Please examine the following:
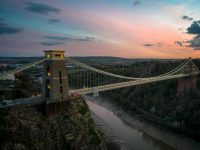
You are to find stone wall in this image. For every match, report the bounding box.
[177,76,197,96]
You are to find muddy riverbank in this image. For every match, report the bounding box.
[85,95,200,150]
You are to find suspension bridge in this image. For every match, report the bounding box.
[0,50,199,108]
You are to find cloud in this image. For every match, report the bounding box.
[0,19,22,35]
[178,28,183,31]
[187,20,200,34]
[25,2,61,14]
[44,36,72,41]
[143,43,154,47]
[133,0,141,6]
[143,43,164,47]
[187,35,200,50]
[42,36,96,46]
[175,41,183,47]
[77,36,95,41]
[156,43,163,47]
[186,20,200,50]
[39,41,65,46]
[48,19,60,24]
[43,35,96,44]
[181,15,193,21]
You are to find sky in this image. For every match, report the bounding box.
[0,0,200,58]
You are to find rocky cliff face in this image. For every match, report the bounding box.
[0,96,107,150]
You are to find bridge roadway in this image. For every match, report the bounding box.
[0,57,199,108]
[71,74,188,95]
[0,74,188,108]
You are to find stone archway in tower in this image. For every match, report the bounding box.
[45,65,51,98]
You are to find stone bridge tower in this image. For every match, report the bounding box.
[177,76,197,96]
[177,58,197,96]
[42,50,69,100]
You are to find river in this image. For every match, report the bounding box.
[85,95,200,150]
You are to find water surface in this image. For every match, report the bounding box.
[87,100,175,150]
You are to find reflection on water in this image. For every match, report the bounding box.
[87,100,175,150]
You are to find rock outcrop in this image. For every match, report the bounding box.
[0,95,107,150]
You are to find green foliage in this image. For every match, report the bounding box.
[13,76,41,99]
[1,75,42,100]
[175,91,200,138]
[80,104,89,115]
[0,110,13,146]
[101,60,200,141]
[89,128,101,145]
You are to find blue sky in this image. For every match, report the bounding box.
[0,0,200,58]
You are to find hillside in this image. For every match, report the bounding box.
[0,96,107,150]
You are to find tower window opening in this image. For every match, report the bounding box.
[59,71,62,84]
[46,65,51,77]
[55,54,62,58]
[60,86,63,93]
[45,79,50,98]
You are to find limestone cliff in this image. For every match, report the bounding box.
[0,96,107,150]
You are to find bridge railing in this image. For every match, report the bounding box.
[0,96,45,108]
[73,73,188,95]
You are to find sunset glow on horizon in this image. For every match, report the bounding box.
[1,0,200,58]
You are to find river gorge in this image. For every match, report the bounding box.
[85,95,200,150]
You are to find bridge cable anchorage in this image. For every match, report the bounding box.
[0,58,47,80]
